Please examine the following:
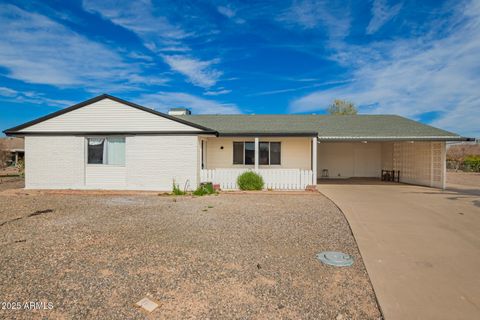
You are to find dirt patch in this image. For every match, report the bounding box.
[0,192,381,319]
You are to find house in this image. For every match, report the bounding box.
[3,94,469,190]
[0,137,24,168]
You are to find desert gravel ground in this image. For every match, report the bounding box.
[0,185,381,319]
[0,176,24,191]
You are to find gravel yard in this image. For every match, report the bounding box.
[0,186,381,319]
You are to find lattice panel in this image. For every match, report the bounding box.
[432,142,442,182]
[393,142,435,186]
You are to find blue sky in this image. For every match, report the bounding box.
[0,0,479,137]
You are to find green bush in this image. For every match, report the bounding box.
[237,171,264,190]
[193,182,215,196]
[172,180,186,195]
[463,155,480,172]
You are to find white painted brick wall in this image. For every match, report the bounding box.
[126,135,198,191]
[25,136,85,189]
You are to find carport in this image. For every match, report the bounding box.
[317,139,448,189]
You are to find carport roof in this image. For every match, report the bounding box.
[175,114,468,141]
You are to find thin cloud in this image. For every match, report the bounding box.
[277,0,350,39]
[217,5,245,24]
[0,86,74,107]
[204,89,232,96]
[162,55,222,88]
[137,92,240,114]
[0,4,165,89]
[290,0,480,137]
[366,0,403,34]
[83,0,189,42]
[83,0,224,89]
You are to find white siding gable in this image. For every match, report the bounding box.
[19,98,201,132]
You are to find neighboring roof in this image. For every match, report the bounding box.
[176,114,468,141]
[3,94,215,135]
[0,137,24,150]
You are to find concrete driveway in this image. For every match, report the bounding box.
[317,180,480,320]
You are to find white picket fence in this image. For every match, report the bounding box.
[200,168,314,190]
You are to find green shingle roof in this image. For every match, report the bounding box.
[176,114,465,141]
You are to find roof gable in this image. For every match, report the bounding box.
[4,94,214,134]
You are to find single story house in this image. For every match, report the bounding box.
[3,94,470,190]
[0,137,24,168]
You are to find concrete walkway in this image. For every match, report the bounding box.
[317,180,480,320]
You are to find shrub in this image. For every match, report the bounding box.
[193,182,215,196]
[16,159,25,177]
[237,171,264,190]
[463,155,480,172]
[172,180,186,195]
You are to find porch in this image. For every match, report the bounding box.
[198,137,447,190]
[198,136,317,190]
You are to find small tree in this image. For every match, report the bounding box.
[328,99,357,115]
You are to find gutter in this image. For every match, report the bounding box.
[317,136,473,142]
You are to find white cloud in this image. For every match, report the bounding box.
[204,89,232,96]
[0,86,74,107]
[83,0,224,89]
[366,0,403,34]
[0,4,165,89]
[162,55,222,88]
[290,0,480,137]
[278,0,350,39]
[218,6,236,18]
[0,86,18,98]
[217,5,245,24]
[83,0,188,43]
[137,92,240,114]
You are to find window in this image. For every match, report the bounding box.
[270,142,281,165]
[233,142,244,164]
[259,142,269,165]
[244,142,255,165]
[260,141,281,165]
[232,141,281,165]
[87,137,125,165]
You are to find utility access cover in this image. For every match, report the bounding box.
[316,251,354,267]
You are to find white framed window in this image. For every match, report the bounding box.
[87,137,125,165]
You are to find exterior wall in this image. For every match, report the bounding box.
[204,137,311,170]
[393,141,445,188]
[25,136,85,189]
[381,142,394,170]
[85,166,127,188]
[317,142,382,178]
[126,135,198,190]
[19,98,200,132]
[24,135,198,191]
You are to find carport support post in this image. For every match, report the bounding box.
[254,137,259,171]
[312,137,317,184]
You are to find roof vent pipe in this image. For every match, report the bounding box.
[168,108,191,116]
